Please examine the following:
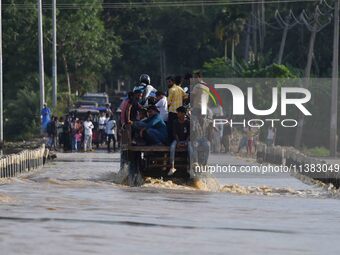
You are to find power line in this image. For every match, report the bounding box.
[3,0,319,10]
[299,5,332,32]
[250,12,282,30]
[320,0,334,10]
[274,9,301,28]
[37,0,45,123]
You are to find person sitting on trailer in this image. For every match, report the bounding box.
[133,74,157,106]
[127,90,143,125]
[138,108,148,121]
[119,91,134,127]
[168,106,190,176]
[167,76,187,141]
[155,91,168,122]
[133,105,168,146]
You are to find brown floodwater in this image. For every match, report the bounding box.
[0,152,340,255]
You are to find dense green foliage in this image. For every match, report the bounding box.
[2,0,338,146]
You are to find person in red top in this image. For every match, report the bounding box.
[119,92,133,126]
[126,90,143,125]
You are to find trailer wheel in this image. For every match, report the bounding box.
[128,151,143,186]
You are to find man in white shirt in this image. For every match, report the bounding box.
[155,91,168,122]
[98,112,107,145]
[83,116,94,152]
[105,115,117,152]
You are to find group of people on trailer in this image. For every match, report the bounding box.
[42,103,118,153]
[119,73,193,175]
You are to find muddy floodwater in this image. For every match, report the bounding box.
[0,152,340,255]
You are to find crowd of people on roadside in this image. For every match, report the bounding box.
[235,126,276,156]
[42,103,118,153]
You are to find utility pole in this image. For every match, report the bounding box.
[330,0,339,157]
[0,0,3,148]
[278,23,288,64]
[294,14,317,148]
[201,0,205,16]
[294,6,331,148]
[52,0,57,108]
[274,10,299,65]
[38,0,45,112]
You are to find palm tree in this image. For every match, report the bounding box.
[214,9,246,67]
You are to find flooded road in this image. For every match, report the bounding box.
[1,152,340,255]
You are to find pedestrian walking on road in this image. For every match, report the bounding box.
[266,127,276,146]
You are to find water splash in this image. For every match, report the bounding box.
[142,177,195,190]
[220,184,300,196]
[0,193,15,203]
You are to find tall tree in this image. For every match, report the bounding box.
[56,0,120,96]
[214,8,246,67]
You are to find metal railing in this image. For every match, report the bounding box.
[0,144,47,178]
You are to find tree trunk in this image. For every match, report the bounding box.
[62,53,72,108]
[312,53,320,76]
[231,39,235,67]
[330,0,339,157]
[244,21,251,62]
[258,2,265,54]
[163,49,166,88]
[224,39,228,62]
[159,44,163,89]
[160,45,167,91]
[252,3,258,62]
[261,0,266,43]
